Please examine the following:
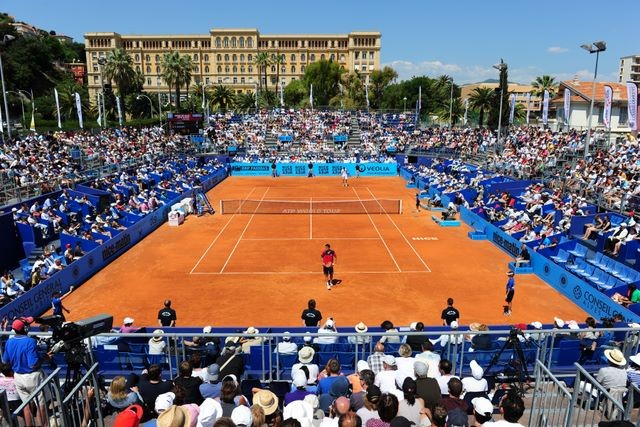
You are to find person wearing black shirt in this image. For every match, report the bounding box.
[216,341,245,379]
[441,298,460,326]
[137,364,172,421]
[158,299,177,327]
[515,244,531,267]
[172,361,203,405]
[308,162,314,177]
[301,299,323,327]
[406,322,427,352]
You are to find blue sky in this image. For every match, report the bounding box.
[4,0,639,84]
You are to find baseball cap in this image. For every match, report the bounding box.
[472,397,494,417]
[12,317,34,332]
[114,404,144,427]
[231,405,253,427]
[383,355,396,366]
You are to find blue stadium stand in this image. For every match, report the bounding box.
[508,261,534,274]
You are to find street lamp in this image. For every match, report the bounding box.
[156,74,163,127]
[448,78,454,128]
[403,96,407,112]
[97,57,108,128]
[137,94,160,127]
[581,41,606,158]
[0,34,16,138]
[493,60,508,154]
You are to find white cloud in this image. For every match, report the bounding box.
[547,46,569,54]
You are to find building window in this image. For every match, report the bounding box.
[240,54,245,62]
[225,66,230,73]
[223,37,229,48]
[231,37,237,48]
[93,66,98,72]
[291,54,296,62]
[281,66,286,73]
[92,52,97,58]
[239,37,245,48]
[310,54,315,62]
[301,53,306,62]
[205,66,209,73]
[619,107,628,125]
[145,54,150,62]
[135,54,140,62]
[194,54,198,61]
[248,54,253,62]
[597,107,604,124]
[217,65,222,73]
[301,65,305,73]
[249,66,253,73]
[241,66,245,73]
[93,76,99,83]
[136,65,141,72]
[205,77,210,84]
[224,54,229,61]
[215,37,221,48]
[232,54,237,62]
[155,54,160,62]
[195,66,200,72]
[247,38,253,48]
[233,77,237,84]
[340,54,345,62]
[330,54,335,61]
[147,78,151,85]
[233,66,237,73]
[271,66,276,73]
[291,65,296,73]
[218,78,222,83]
[362,52,367,60]
[146,66,151,73]
[217,54,222,61]
[321,54,325,60]
[355,52,359,60]
[204,54,209,61]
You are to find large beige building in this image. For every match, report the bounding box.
[460,82,541,111]
[84,28,381,104]
[619,54,640,84]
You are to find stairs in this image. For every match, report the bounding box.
[346,116,362,149]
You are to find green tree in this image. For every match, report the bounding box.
[103,48,136,117]
[302,59,344,107]
[468,87,494,127]
[341,72,366,109]
[436,97,464,126]
[283,79,307,107]
[254,52,270,92]
[161,51,193,110]
[531,75,558,112]
[235,92,256,112]
[369,66,398,108]
[488,60,509,130]
[272,53,285,99]
[210,85,236,111]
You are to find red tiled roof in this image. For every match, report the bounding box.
[551,81,630,104]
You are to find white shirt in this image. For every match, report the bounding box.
[291,363,319,384]
[374,369,397,393]
[461,376,488,393]
[395,357,416,381]
[436,374,459,395]
[275,341,298,354]
[483,421,525,427]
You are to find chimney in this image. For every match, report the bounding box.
[572,74,579,85]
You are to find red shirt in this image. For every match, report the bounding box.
[321,249,336,266]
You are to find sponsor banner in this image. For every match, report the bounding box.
[628,82,638,131]
[230,162,398,177]
[0,170,227,320]
[460,207,638,321]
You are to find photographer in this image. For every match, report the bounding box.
[2,317,50,427]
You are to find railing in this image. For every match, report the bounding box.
[61,363,105,427]
[570,363,627,425]
[9,368,65,427]
[529,360,573,427]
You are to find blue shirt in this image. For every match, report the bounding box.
[3,335,40,374]
[506,277,515,293]
[52,297,62,316]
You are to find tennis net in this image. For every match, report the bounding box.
[220,199,403,214]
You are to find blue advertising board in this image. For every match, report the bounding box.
[460,207,639,322]
[229,162,398,177]
[0,169,227,321]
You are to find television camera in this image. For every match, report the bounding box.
[35,314,113,390]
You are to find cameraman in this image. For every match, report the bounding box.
[3,317,50,427]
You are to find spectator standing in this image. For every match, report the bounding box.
[301,299,323,327]
[158,299,177,327]
[441,298,460,326]
[51,290,70,321]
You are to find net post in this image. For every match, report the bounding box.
[399,199,403,214]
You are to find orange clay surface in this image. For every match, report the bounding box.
[60,176,587,328]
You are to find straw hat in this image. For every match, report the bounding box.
[604,349,627,366]
[254,390,278,415]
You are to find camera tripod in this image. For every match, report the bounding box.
[484,329,537,397]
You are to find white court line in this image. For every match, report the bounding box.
[366,187,431,272]
[219,187,269,273]
[366,187,432,273]
[309,197,313,239]
[189,186,257,274]
[191,270,430,275]
[351,187,401,272]
[242,237,380,241]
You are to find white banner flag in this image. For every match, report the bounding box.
[0,99,4,135]
[54,88,62,129]
[96,94,102,126]
[525,93,531,125]
[309,84,313,109]
[418,85,422,110]
[75,92,83,129]
[280,84,284,107]
[563,89,571,125]
[628,82,638,131]
[116,96,123,127]
[542,90,550,125]
[463,98,469,126]
[365,83,370,109]
[509,94,516,124]
[603,85,613,130]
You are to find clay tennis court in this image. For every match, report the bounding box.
[61,176,587,327]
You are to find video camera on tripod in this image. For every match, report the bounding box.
[35,314,113,365]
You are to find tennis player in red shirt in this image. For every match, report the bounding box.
[321,244,337,290]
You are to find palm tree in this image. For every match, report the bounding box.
[531,75,558,111]
[272,53,285,98]
[161,52,193,110]
[436,98,464,126]
[210,85,236,111]
[468,87,494,127]
[235,92,256,113]
[103,48,136,117]
[254,52,271,92]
